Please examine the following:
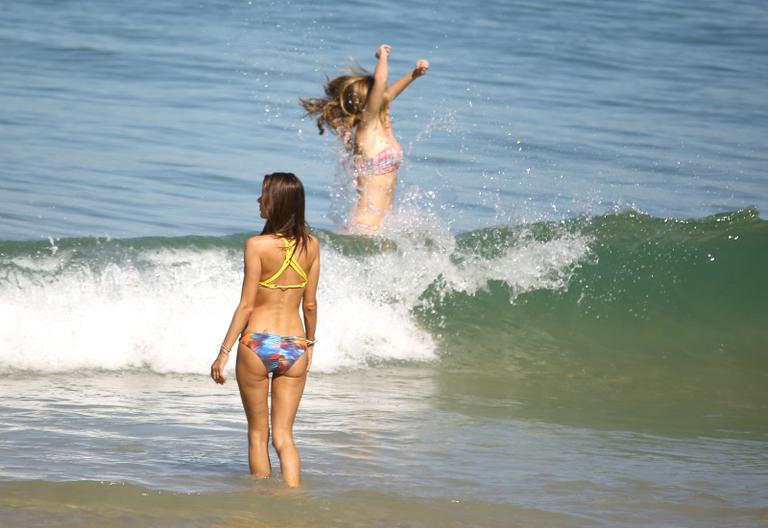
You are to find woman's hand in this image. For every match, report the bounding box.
[413,59,429,78]
[375,44,391,60]
[210,351,229,384]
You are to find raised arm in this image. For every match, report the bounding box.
[359,44,391,126]
[211,237,262,384]
[386,59,429,101]
[301,237,320,372]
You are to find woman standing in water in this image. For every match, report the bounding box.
[301,44,429,232]
[210,172,320,488]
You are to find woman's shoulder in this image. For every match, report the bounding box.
[244,234,276,252]
[307,234,321,254]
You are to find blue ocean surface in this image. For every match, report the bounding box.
[1,1,768,527]
[1,0,766,240]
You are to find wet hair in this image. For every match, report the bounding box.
[300,65,390,140]
[260,172,310,253]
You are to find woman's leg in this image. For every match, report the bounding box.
[236,343,271,477]
[270,353,308,487]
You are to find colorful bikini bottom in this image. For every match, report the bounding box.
[240,332,307,375]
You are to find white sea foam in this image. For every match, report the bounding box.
[0,221,591,374]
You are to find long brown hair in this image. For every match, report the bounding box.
[260,172,310,253]
[300,66,390,140]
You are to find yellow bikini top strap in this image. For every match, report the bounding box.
[287,239,308,283]
[258,237,307,289]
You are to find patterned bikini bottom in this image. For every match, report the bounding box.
[239,332,307,375]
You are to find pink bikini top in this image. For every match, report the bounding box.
[353,146,403,177]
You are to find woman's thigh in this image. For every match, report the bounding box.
[236,343,270,428]
[270,353,308,434]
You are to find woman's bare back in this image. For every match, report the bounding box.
[244,234,319,336]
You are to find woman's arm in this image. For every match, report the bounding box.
[301,237,320,372]
[359,44,391,126]
[386,59,429,101]
[211,237,262,384]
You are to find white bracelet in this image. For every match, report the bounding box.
[220,344,231,355]
[306,338,316,346]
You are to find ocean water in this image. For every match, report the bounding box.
[1,0,768,526]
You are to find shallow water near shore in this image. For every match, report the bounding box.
[2,370,767,528]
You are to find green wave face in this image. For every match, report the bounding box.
[422,207,767,354]
[415,208,768,435]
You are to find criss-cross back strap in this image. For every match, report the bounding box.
[258,237,307,289]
